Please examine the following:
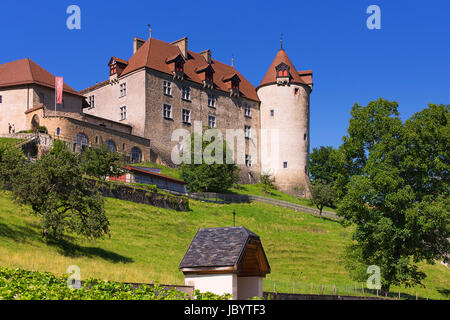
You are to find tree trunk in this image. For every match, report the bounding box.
[381,284,390,297]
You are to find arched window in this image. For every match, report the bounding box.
[130,147,142,164]
[74,133,89,152]
[56,127,61,135]
[31,114,40,131]
[105,140,117,152]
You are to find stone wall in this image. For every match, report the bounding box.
[144,69,261,184]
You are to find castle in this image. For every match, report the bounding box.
[0,33,313,195]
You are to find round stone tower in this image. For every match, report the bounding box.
[256,47,313,196]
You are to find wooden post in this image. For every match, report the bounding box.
[310,283,313,294]
[362,284,364,295]
[398,291,400,300]
[333,284,336,295]
[346,285,349,296]
[274,282,276,293]
[292,279,295,294]
[321,284,324,295]
[376,289,379,297]
[416,292,418,300]
[354,283,357,296]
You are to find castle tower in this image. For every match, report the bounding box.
[257,47,313,196]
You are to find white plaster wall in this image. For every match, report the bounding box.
[237,277,263,300]
[83,69,146,137]
[184,274,238,299]
[257,83,311,194]
[0,86,32,134]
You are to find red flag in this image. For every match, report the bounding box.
[55,77,63,104]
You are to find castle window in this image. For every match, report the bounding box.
[244,103,252,118]
[88,95,95,108]
[163,81,172,96]
[56,127,61,136]
[208,115,216,128]
[120,83,127,97]
[295,88,299,96]
[182,86,191,101]
[231,79,239,91]
[207,94,216,108]
[245,154,252,167]
[304,133,307,141]
[163,104,172,119]
[270,109,274,117]
[120,106,127,120]
[110,63,117,76]
[131,147,142,164]
[0,95,2,103]
[276,62,290,78]
[106,140,117,152]
[175,60,184,73]
[244,125,251,139]
[182,109,191,124]
[205,71,213,83]
[283,162,288,169]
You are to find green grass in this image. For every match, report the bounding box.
[230,183,336,212]
[0,138,24,146]
[0,190,448,299]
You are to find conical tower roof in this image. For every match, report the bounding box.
[257,49,312,89]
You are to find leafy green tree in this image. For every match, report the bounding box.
[181,131,240,193]
[335,99,449,295]
[260,172,276,195]
[80,144,124,180]
[0,143,25,189]
[11,140,109,240]
[310,180,334,217]
[307,146,338,185]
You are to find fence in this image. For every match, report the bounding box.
[264,280,429,300]
[187,192,340,219]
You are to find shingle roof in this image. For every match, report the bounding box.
[0,58,83,97]
[257,49,313,89]
[95,37,259,102]
[179,226,260,269]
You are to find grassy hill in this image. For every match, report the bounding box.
[0,190,448,299]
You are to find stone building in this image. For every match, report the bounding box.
[0,58,150,161]
[0,33,313,194]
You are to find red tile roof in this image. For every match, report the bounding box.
[124,166,188,185]
[0,58,83,97]
[90,37,259,102]
[257,49,313,89]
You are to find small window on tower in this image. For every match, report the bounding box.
[295,88,299,96]
[110,63,117,76]
[270,109,274,117]
[304,133,307,141]
[0,95,2,103]
[283,162,288,169]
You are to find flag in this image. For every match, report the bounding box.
[55,77,63,104]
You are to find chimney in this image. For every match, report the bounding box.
[171,37,188,59]
[200,49,211,64]
[133,37,145,54]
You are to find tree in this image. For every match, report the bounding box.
[0,143,25,189]
[181,130,240,193]
[310,180,334,217]
[307,146,338,185]
[260,172,276,195]
[10,140,109,240]
[80,144,124,180]
[335,99,449,295]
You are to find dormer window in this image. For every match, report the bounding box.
[175,61,184,73]
[223,74,241,97]
[110,63,117,76]
[196,64,215,89]
[166,54,185,80]
[275,62,290,85]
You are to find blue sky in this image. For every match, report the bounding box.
[1,0,449,149]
